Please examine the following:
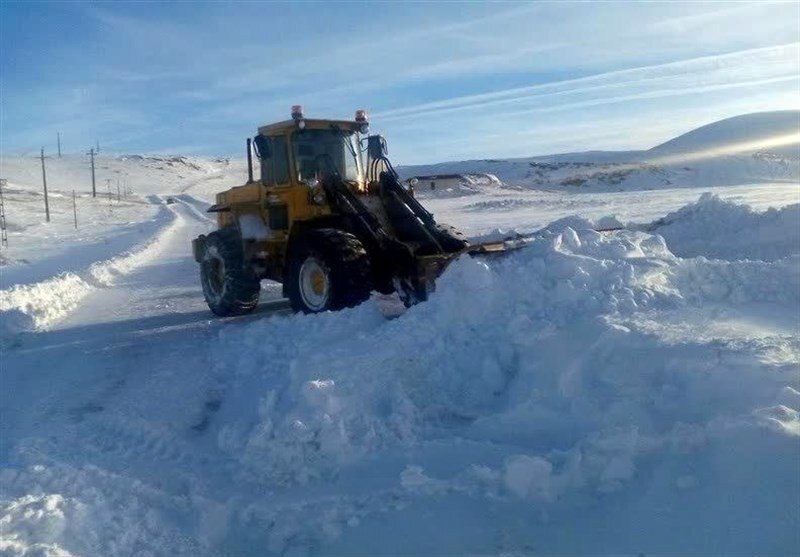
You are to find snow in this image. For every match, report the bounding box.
[645,192,800,261]
[401,110,800,193]
[1,112,799,556]
[0,200,181,333]
[0,183,160,274]
[650,110,800,159]
[425,181,800,240]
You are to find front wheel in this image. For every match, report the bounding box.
[285,229,372,313]
[199,228,260,316]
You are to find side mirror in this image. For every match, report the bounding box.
[253,134,271,158]
[409,178,419,186]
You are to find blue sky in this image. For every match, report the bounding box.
[2,1,799,164]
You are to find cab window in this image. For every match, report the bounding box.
[254,135,273,184]
[293,129,361,183]
[255,134,290,185]
[272,135,290,185]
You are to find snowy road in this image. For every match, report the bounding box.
[1,198,295,452]
[0,201,294,555]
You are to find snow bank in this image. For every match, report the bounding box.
[0,204,181,333]
[0,273,95,334]
[204,217,798,552]
[0,459,204,557]
[648,193,800,261]
[213,225,683,486]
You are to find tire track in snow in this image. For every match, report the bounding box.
[173,193,215,223]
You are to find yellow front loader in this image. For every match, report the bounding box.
[192,107,510,316]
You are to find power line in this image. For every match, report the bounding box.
[41,147,50,222]
[89,148,96,197]
[0,178,8,247]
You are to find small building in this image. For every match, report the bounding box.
[411,174,464,192]
[405,173,502,195]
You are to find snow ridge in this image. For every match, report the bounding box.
[647,192,800,261]
[0,202,181,333]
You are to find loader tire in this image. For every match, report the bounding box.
[200,228,260,316]
[285,229,372,313]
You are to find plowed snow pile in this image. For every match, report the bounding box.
[0,202,180,334]
[649,192,800,260]
[200,199,799,554]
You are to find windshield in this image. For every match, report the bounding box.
[293,129,362,184]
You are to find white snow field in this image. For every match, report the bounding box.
[1,112,799,556]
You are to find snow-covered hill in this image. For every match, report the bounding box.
[0,152,245,199]
[400,110,800,193]
[651,110,800,158]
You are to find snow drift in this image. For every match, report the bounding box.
[647,192,800,261]
[196,200,799,554]
[0,202,181,334]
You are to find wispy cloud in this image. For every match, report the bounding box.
[2,1,798,162]
[375,44,800,122]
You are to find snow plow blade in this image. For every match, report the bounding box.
[466,238,527,256]
[465,225,624,258]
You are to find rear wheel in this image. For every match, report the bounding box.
[286,229,372,313]
[200,228,260,316]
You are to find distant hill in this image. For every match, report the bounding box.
[649,111,800,158]
[0,153,245,202]
[399,111,800,193]
[3,112,797,200]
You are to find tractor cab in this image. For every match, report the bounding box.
[251,106,369,192]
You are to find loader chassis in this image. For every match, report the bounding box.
[192,112,470,315]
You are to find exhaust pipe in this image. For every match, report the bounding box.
[246,138,254,183]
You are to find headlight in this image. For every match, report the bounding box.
[355,109,369,134]
[309,186,326,205]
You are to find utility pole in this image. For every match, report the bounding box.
[57,132,62,158]
[72,190,78,229]
[89,148,96,197]
[40,148,50,222]
[0,178,8,247]
[96,139,100,154]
